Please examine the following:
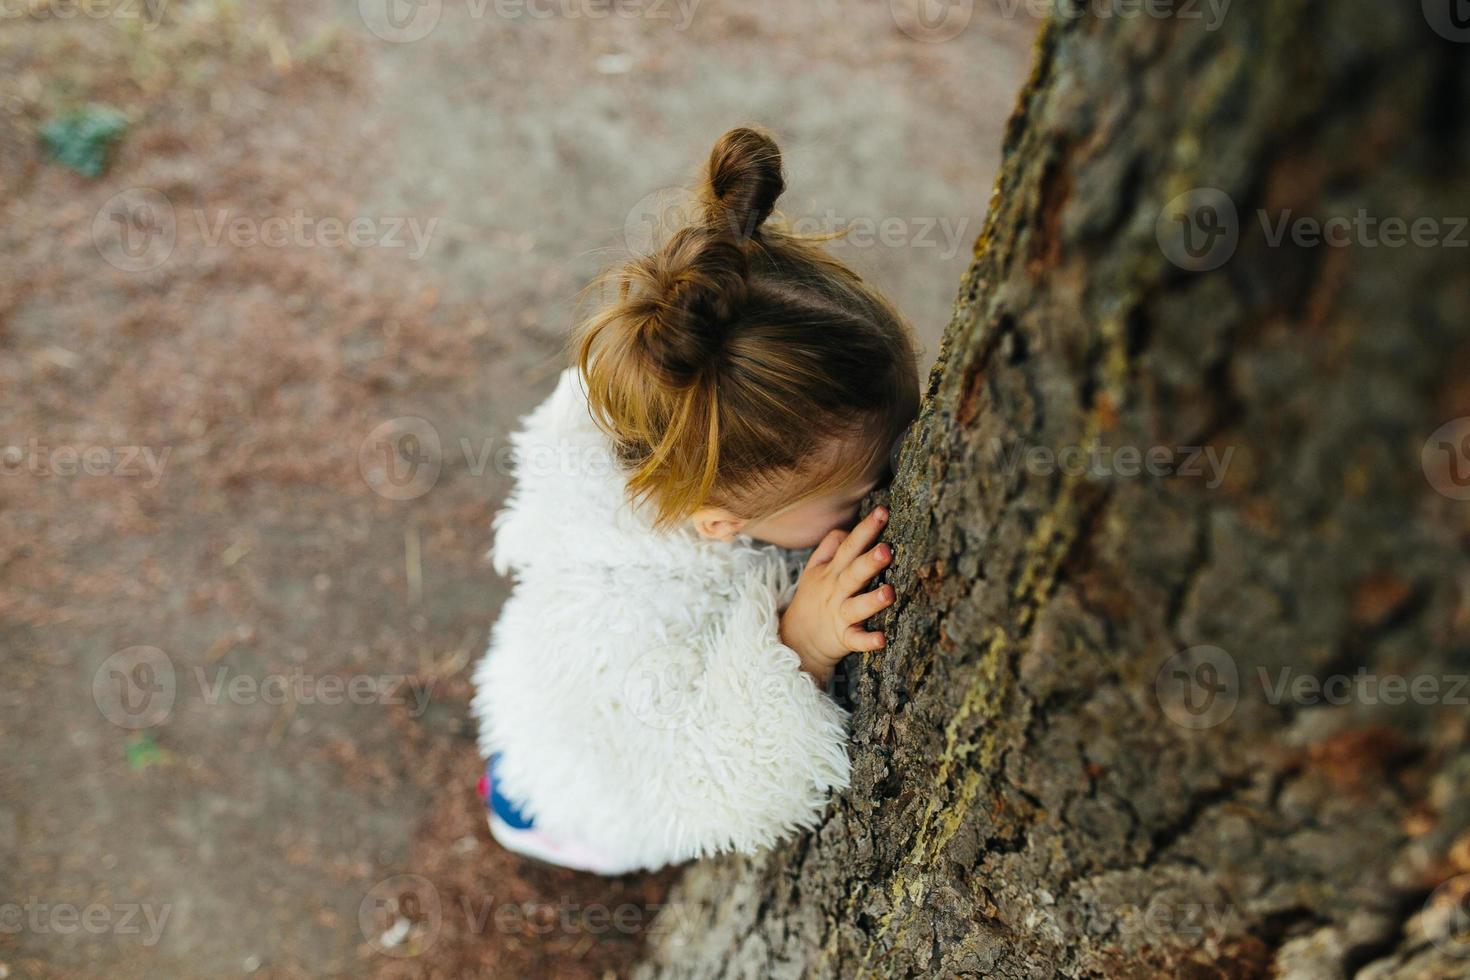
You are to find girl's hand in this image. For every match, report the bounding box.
[779,506,896,685]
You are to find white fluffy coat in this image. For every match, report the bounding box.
[471,368,851,874]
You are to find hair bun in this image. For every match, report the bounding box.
[703,127,784,239]
[634,227,749,386]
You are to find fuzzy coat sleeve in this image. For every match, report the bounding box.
[475,559,851,872]
[472,370,852,873]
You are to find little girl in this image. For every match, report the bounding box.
[472,127,920,874]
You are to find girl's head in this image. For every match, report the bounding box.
[575,127,920,549]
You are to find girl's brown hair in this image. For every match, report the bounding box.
[575,126,919,528]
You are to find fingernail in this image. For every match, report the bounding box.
[883,585,895,601]
[875,507,888,523]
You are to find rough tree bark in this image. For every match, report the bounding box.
[636,2,1470,978]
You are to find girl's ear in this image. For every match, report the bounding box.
[690,507,747,542]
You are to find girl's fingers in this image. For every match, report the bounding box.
[839,542,893,593]
[843,626,887,653]
[833,506,887,568]
[807,528,847,568]
[841,584,895,624]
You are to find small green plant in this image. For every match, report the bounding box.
[124,731,171,770]
[40,104,130,177]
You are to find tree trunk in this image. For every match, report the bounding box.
[637,3,1470,978]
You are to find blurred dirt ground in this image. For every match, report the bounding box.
[0,1,1036,976]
